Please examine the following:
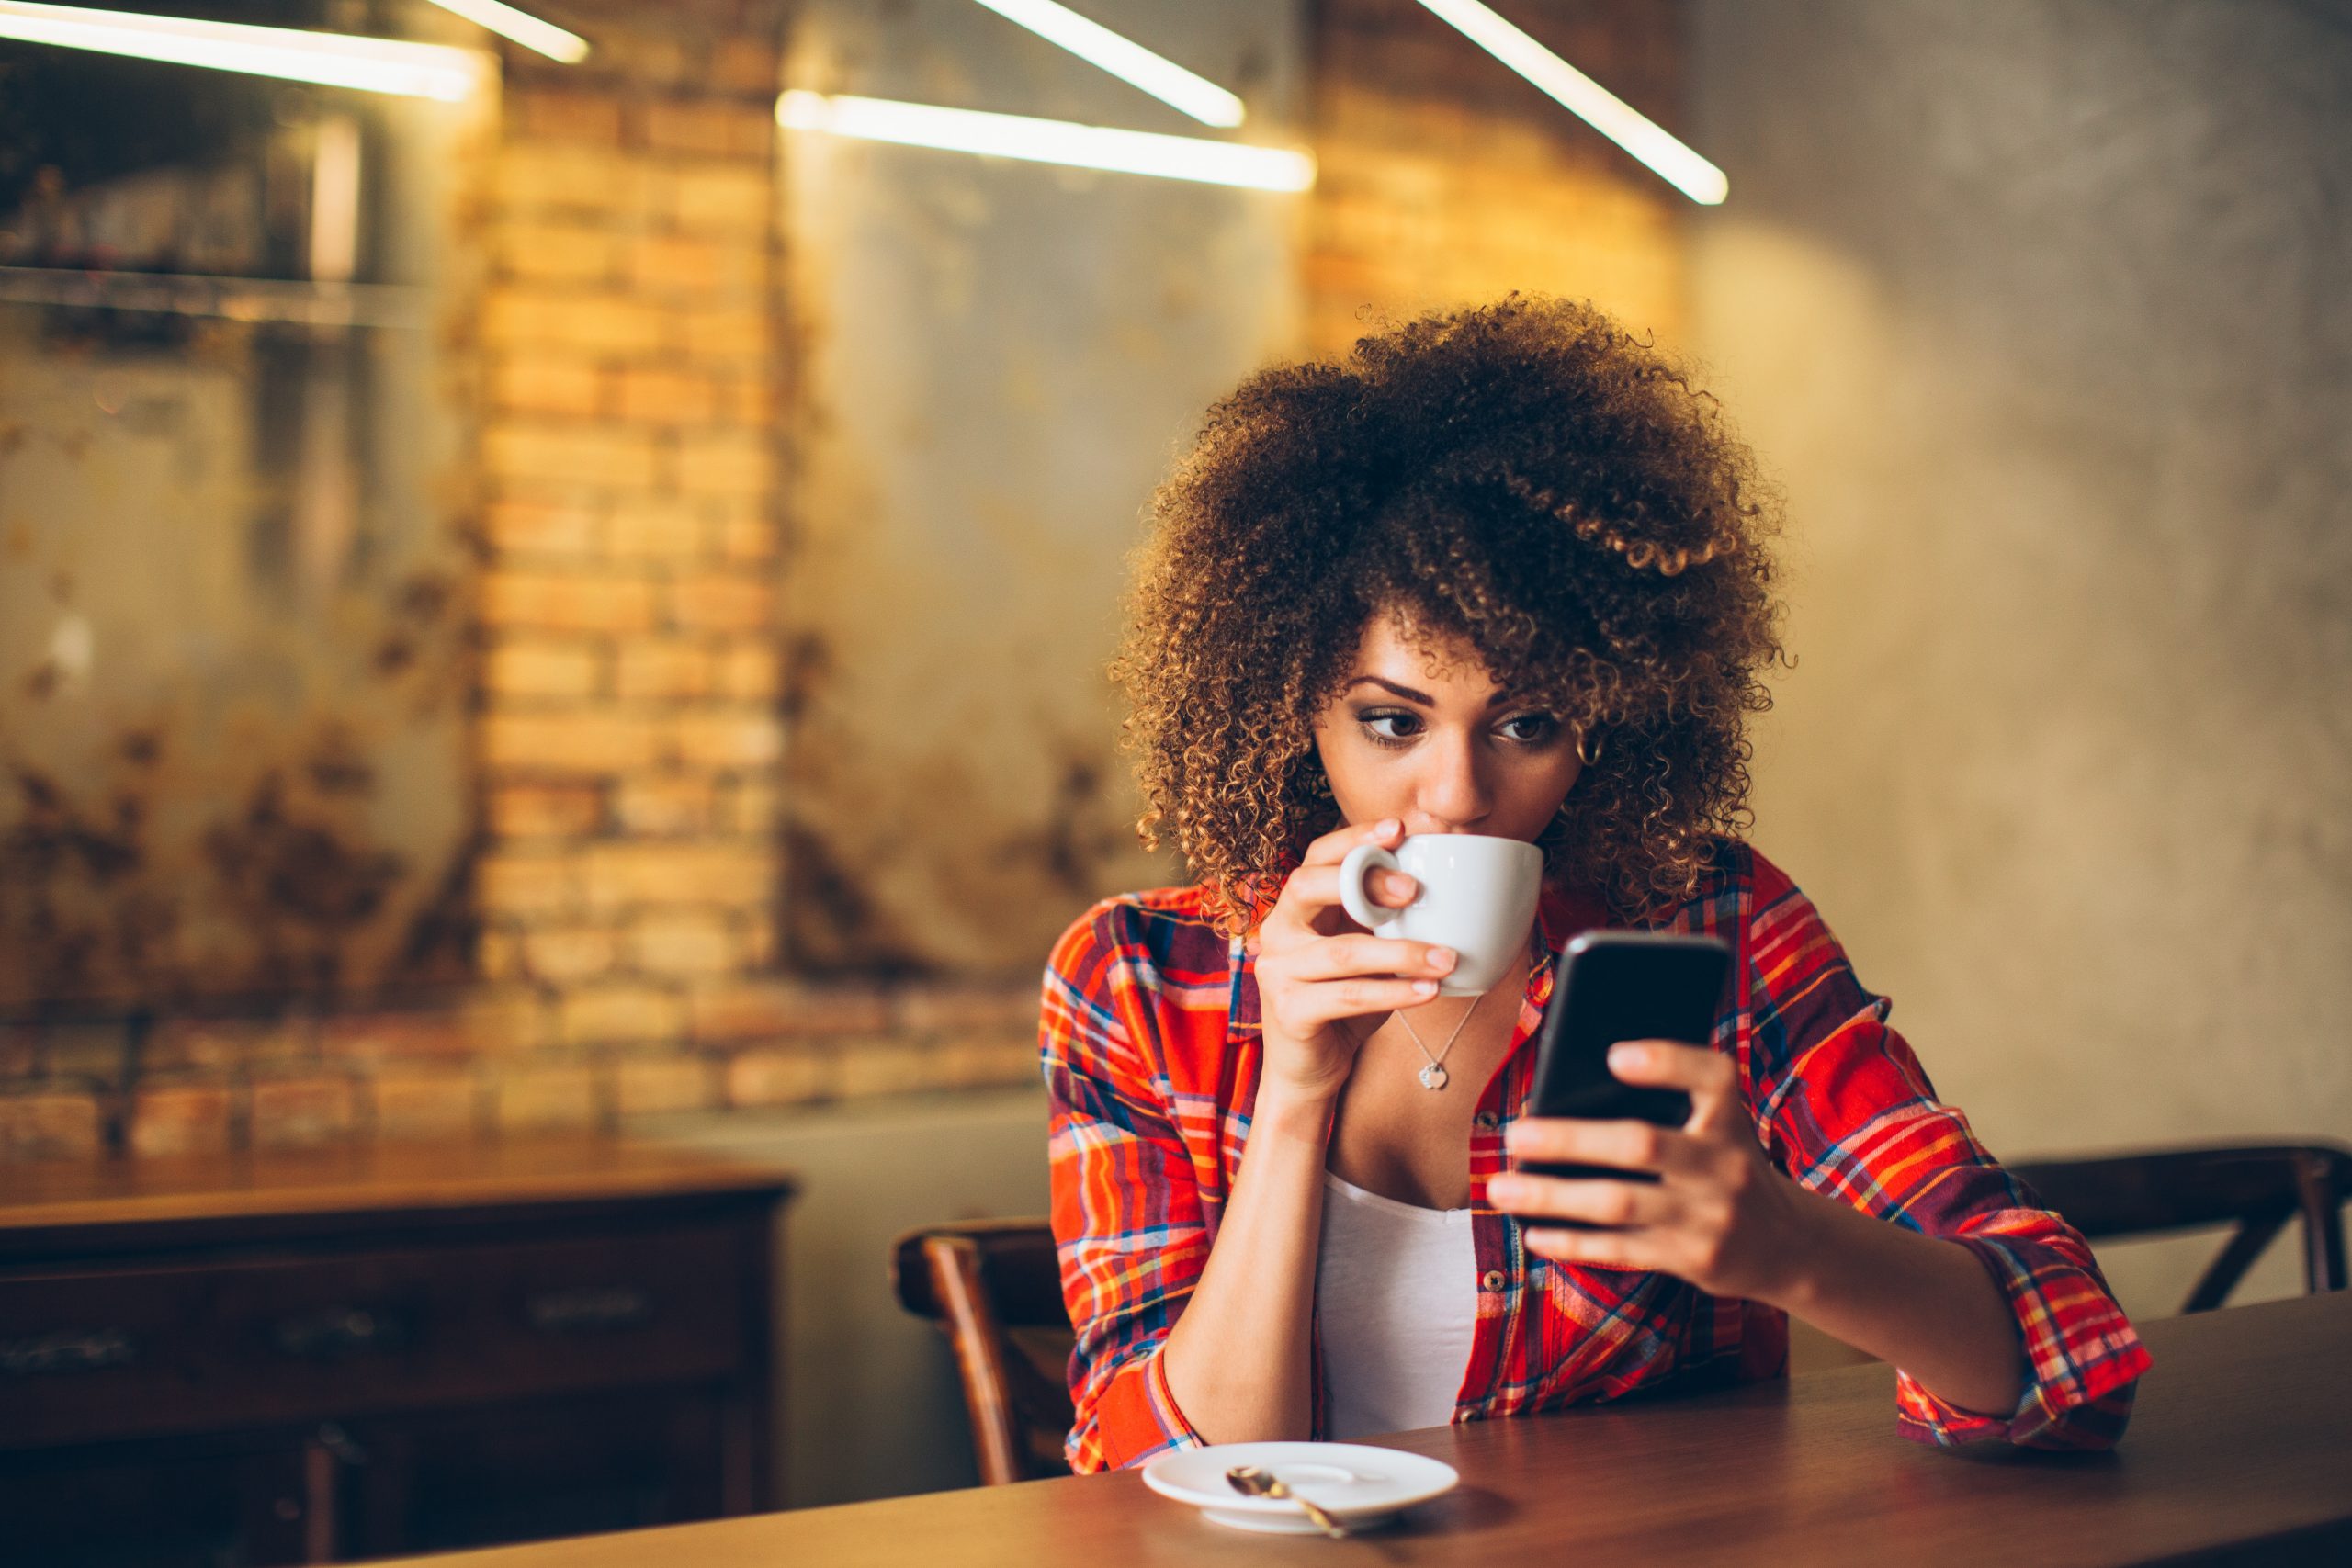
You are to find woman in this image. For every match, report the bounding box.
[1040,297,2148,1472]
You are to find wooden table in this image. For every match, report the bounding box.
[371,1290,2351,1568]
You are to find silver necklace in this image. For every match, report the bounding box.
[1394,987,1484,1090]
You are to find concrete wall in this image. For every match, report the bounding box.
[1688,0,2352,1317]
[647,1086,1052,1508]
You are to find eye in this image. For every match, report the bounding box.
[1357,707,1424,745]
[1497,712,1560,745]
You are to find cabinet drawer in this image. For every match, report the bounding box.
[0,1221,754,1449]
[0,1432,315,1568]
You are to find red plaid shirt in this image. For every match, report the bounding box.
[1040,841,2150,1472]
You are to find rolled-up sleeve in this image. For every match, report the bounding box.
[1040,900,1210,1472]
[1742,858,2152,1450]
[1912,1227,2146,1448]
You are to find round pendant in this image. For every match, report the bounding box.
[1418,1062,1449,1090]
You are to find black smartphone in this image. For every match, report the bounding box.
[1517,931,1735,1200]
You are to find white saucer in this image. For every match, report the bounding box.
[1141,1441,1459,1535]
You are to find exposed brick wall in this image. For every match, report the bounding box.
[0,1,1690,1163]
[0,5,1036,1165]
[455,5,1028,1147]
[474,12,787,1100]
[439,0,1029,1141]
[1306,0,1687,355]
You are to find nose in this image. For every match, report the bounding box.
[1408,727,1492,833]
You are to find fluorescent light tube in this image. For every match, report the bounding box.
[424,0,588,64]
[0,2,484,100]
[309,115,362,284]
[777,92,1313,192]
[1416,0,1726,205]
[969,0,1243,127]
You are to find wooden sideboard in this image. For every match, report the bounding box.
[0,1137,796,1566]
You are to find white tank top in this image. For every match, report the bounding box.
[1315,1169,1479,1439]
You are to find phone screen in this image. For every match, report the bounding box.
[1517,931,1733,1191]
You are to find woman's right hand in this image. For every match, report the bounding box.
[1252,818,1460,1104]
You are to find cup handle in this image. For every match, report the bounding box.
[1338,843,1404,930]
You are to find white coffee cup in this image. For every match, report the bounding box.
[1337,833,1544,996]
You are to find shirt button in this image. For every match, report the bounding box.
[1481,1269,1507,1292]
[1473,1111,1499,1131]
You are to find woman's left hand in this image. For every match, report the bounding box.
[1487,1041,1816,1305]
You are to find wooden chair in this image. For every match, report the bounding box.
[890,1219,1076,1485]
[2007,1142,2352,1314]
[887,1145,2352,1477]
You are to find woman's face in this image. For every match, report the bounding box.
[1311,614,1583,841]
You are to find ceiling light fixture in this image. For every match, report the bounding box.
[423,0,587,63]
[968,0,1243,127]
[777,92,1312,192]
[0,1,484,99]
[1415,0,1726,205]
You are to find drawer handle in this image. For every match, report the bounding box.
[526,1284,654,1335]
[1,1327,138,1377]
[273,1306,410,1361]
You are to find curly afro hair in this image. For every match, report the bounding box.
[1110,295,1785,928]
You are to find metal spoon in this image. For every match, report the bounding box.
[1227,1464,1349,1539]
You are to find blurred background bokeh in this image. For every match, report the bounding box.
[1,0,2345,1522]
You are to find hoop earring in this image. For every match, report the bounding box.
[1576,728,1604,768]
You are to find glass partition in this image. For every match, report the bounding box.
[0,42,486,1010]
[778,0,1306,974]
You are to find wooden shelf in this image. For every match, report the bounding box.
[0,1135,797,1234]
[0,266,429,329]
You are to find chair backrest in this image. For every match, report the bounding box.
[889,1218,1075,1485]
[2007,1143,2352,1314]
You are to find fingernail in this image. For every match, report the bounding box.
[1608,1043,1642,1069]
[1429,947,1456,972]
[1376,818,1401,836]
[1412,979,1439,996]
[1488,1176,1522,1202]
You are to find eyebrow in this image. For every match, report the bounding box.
[1343,675,1514,708]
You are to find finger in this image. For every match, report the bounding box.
[1287,976,1442,1026]
[1260,865,1335,936]
[1486,1173,1674,1230]
[1607,1041,1741,1134]
[1604,1040,1735,1093]
[1521,1224,1655,1271]
[1503,1116,1706,1179]
[1274,864,1421,925]
[1298,815,1407,867]
[1286,934,1457,984]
